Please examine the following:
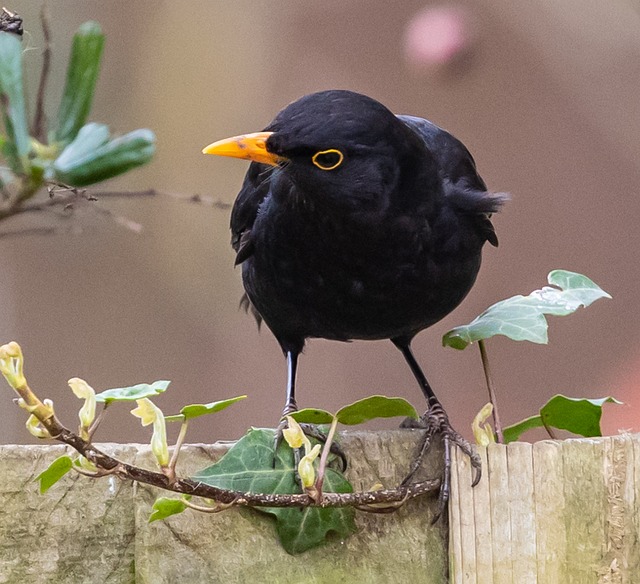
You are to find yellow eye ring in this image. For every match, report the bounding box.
[312,149,344,171]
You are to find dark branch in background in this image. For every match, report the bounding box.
[31,3,51,143]
[0,186,232,237]
[92,189,231,210]
[0,7,23,35]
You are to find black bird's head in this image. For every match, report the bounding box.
[203,90,437,214]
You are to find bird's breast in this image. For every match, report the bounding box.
[243,201,482,342]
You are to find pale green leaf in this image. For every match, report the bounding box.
[95,380,170,404]
[165,395,247,422]
[443,270,611,350]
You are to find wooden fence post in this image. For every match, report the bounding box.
[1,433,639,583]
[449,435,640,583]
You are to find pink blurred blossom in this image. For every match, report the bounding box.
[404,5,474,71]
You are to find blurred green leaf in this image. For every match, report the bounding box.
[53,128,155,187]
[443,270,611,350]
[503,394,622,443]
[36,455,73,494]
[0,31,30,171]
[54,21,105,144]
[53,122,110,170]
[149,497,188,523]
[165,395,247,422]
[193,428,356,554]
[95,380,170,404]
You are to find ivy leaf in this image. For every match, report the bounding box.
[95,380,170,404]
[503,394,622,443]
[291,397,419,426]
[289,408,335,425]
[192,428,356,554]
[36,455,73,494]
[335,395,419,425]
[443,270,611,350]
[149,497,188,523]
[165,395,247,422]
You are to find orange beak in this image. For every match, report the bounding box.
[202,131,285,166]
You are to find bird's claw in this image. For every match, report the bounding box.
[402,402,481,521]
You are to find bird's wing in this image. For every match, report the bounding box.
[230,162,274,329]
[397,115,507,246]
[230,162,275,265]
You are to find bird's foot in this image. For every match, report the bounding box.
[401,401,481,521]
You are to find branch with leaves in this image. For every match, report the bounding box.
[0,341,441,553]
[0,10,156,234]
[443,270,618,445]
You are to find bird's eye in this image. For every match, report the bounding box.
[312,149,344,171]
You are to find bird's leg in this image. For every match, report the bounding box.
[274,350,347,471]
[274,349,300,448]
[394,340,481,518]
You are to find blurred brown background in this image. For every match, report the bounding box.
[1,0,638,445]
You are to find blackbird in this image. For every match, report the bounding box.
[203,90,506,505]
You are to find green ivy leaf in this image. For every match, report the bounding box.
[289,408,335,425]
[54,21,105,144]
[336,395,419,425]
[0,31,30,171]
[149,497,188,523]
[192,428,356,554]
[443,270,611,350]
[503,394,622,443]
[165,395,247,422]
[95,380,170,404]
[36,455,73,494]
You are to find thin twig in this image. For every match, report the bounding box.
[90,189,232,210]
[88,402,109,439]
[183,497,239,514]
[0,226,59,238]
[168,419,189,474]
[31,3,51,143]
[0,187,231,229]
[478,339,504,443]
[315,416,338,493]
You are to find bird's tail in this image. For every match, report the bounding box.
[445,180,510,215]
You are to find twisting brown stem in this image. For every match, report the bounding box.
[22,384,438,510]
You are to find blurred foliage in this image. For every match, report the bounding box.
[0,15,155,222]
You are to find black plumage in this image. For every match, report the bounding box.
[204,90,507,502]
